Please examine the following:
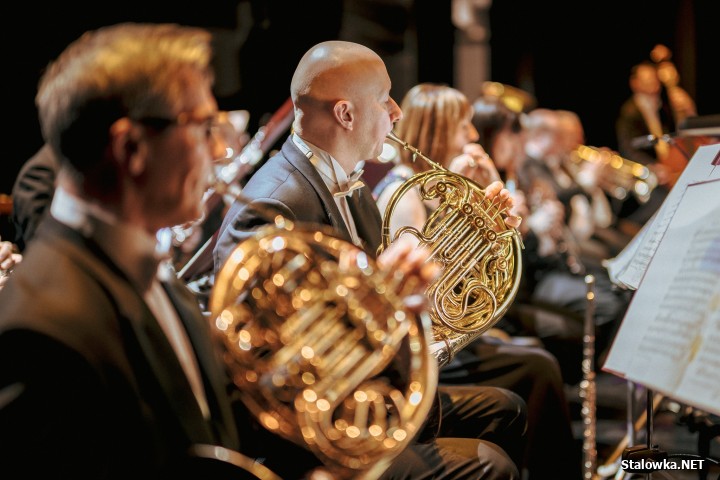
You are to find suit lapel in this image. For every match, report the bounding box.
[125,297,220,444]
[281,138,354,244]
[161,276,240,447]
[43,219,225,445]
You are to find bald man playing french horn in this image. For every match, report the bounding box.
[215,40,526,479]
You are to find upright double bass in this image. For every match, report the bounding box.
[649,44,714,188]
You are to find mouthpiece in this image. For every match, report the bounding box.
[385,131,443,170]
[386,131,404,145]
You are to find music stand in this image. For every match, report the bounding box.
[618,389,719,479]
[601,145,720,479]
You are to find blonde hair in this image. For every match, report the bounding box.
[36,22,213,175]
[394,83,473,173]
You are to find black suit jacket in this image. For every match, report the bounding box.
[214,136,382,272]
[615,96,675,166]
[11,144,58,251]
[0,217,240,478]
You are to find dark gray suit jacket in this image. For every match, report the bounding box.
[0,217,241,478]
[210,137,524,479]
[214,136,382,272]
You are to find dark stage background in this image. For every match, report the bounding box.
[3,0,718,240]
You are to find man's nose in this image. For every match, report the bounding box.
[389,97,403,122]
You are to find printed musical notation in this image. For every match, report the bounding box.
[604,178,720,415]
[606,144,720,290]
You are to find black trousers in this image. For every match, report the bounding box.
[531,267,632,385]
[381,384,526,480]
[233,382,526,480]
[381,436,519,480]
[440,339,582,480]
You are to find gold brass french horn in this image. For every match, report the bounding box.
[210,216,437,479]
[380,132,523,367]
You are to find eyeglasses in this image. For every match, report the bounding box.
[132,112,221,141]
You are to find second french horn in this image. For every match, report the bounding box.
[379,132,523,367]
[210,217,438,479]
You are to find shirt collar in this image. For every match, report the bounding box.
[50,186,164,292]
[292,134,365,197]
[634,92,661,113]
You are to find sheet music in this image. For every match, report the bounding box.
[604,215,652,288]
[608,144,720,290]
[603,179,720,415]
[675,304,720,415]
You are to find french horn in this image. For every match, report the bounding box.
[210,216,438,479]
[380,132,523,367]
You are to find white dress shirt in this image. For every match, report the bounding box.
[292,134,365,246]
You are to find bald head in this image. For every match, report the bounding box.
[525,108,558,132]
[555,110,584,151]
[291,41,383,106]
[288,41,401,170]
[523,108,558,158]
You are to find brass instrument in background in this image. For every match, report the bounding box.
[210,217,438,479]
[567,145,658,204]
[481,81,537,113]
[380,132,523,367]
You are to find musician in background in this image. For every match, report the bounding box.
[373,83,581,480]
[617,61,677,167]
[0,236,22,291]
[472,96,631,387]
[215,40,528,479]
[555,110,634,258]
[554,110,614,235]
[520,108,618,267]
[614,60,697,230]
[520,108,595,247]
[11,144,58,252]
[373,83,502,242]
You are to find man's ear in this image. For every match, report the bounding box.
[109,118,146,177]
[333,100,354,130]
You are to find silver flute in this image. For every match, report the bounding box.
[581,274,598,480]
